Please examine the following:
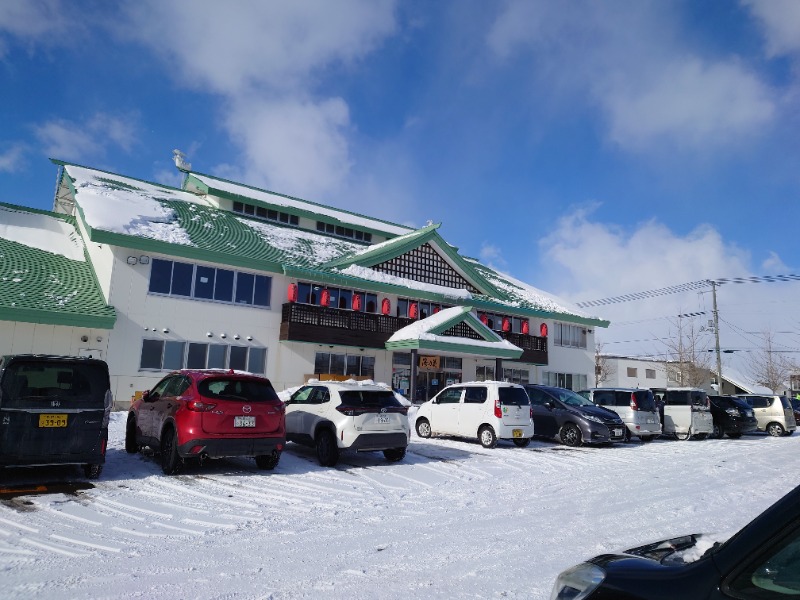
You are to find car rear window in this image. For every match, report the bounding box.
[499,386,530,406]
[199,378,280,402]
[0,360,109,408]
[780,396,792,410]
[339,390,403,408]
[632,390,656,411]
[665,390,707,406]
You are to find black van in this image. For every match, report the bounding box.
[0,355,112,478]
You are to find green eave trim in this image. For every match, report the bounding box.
[185,173,412,240]
[384,338,522,359]
[468,297,610,328]
[0,307,116,329]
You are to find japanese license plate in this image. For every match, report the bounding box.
[234,416,256,428]
[613,428,623,437]
[376,415,390,424]
[512,429,523,438]
[39,414,67,428]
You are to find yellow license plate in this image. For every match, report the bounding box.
[512,429,523,438]
[39,414,68,428]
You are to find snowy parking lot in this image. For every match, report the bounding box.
[1,411,798,599]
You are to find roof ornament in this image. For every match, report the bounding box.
[426,219,433,226]
[172,149,192,172]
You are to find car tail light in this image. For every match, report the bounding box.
[494,397,502,419]
[630,393,639,411]
[186,400,217,412]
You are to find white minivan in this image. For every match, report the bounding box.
[735,394,797,437]
[653,387,714,440]
[414,381,534,448]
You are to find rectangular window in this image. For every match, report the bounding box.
[214,269,234,302]
[553,323,587,349]
[187,343,207,369]
[361,356,375,378]
[316,222,326,232]
[194,265,215,299]
[248,347,266,374]
[627,367,638,378]
[233,201,244,213]
[163,341,185,370]
[235,272,255,304]
[140,339,164,369]
[315,353,330,374]
[208,344,228,369]
[330,353,345,375]
[149,259,173,294]
[257,207,267,219]
[345,355,361,376]
[268,209,278,220]
[230,346,248,371]
[173,260,193,295]
[254,275,271,307]
[646,369,656,379]
[244,204,255,216]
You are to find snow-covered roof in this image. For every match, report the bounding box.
[722,367,774,394]
[189,172,413,236]
[0,204,85,262]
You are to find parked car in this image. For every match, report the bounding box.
[126,369,285,474]
[550,482,800,600]
[285,381,410,466]
[708,395,758,439]
[0,354,112,479]
[577,388,661,442]
[415,381,534,448]
[652,387,713,440]
[734,394,797,437]
[792,397,800,424]
[524,385,625,447]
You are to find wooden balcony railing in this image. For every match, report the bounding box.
[279,303,548,364]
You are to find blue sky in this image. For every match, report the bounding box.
[1,0,799,368]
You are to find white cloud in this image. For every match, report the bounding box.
[120,1,397,95]
[743,0,800,57]
[479,242,507,271]
[486,1,777,151]
[34,113,138,162]
[0,0,74,55]
[0,143,27,172]
[222,97,352,199]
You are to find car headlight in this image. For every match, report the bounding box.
[725,408,739,416]
[584,414,602,424]
[550,563,605,600]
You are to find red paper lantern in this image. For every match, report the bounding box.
[480,313,489,325]
[540,323,548,337]
[521,320,529,335]
[320,289,330,307]
[287,283,298,303]
[433,306,440,314]
[502,317,511,332]
[381,298,391,315]
[352,293,362,311]
[409,302,419,319]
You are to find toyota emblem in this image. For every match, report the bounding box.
[380,408,387,413]
[242,405,252,413]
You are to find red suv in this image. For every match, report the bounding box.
[125,370,285,474]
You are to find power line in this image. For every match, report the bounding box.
[575,273,800,307]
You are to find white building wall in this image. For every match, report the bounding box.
[601,356,669,389]
[0,320,110,361]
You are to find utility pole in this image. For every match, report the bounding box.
[710,280,723,391]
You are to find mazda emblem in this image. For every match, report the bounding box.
[242,405,252,413]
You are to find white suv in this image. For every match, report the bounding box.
[284,381,410,466]
[414,381,534,448]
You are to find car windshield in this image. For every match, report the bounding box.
[551,388,594,407]
[339,390,402,408]
[498,387,530,406]
[199,378,280,402]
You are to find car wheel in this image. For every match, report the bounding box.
[767,422,785,437]
[622,428,632,443]
[383,447,406,462]
[415,418,432,439]
[255,452,280,470]
[727,432,742,439]
[125,414,139,453]
[692,432,709,441]
[160,426,182,475]
[83,463,103,479]
[316,430,339,467]
[478,426,497,449]
[712,423,724,439]
[675,431,691,441]
[639,435,655,442]
[512,437,531,448]
[560,423,582,447]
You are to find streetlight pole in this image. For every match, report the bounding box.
[710,280,723,391]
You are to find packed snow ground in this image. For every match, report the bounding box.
[1,410,798,600]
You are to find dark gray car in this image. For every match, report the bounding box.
[523,384,625,446]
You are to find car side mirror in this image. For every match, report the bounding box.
[544,401,554,410]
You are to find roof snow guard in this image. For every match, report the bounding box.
[385,306,522,359]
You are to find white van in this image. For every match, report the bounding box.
[578,388,661,442]
[654,387,713,440]
[734,394,797,437]
[414,381,534,448]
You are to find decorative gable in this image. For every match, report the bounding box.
[440,320,485,340]
[372,243,479,293]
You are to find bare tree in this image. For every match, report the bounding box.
[749,330,797,393]
[594,342,614,386]
[663,316,712,387]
